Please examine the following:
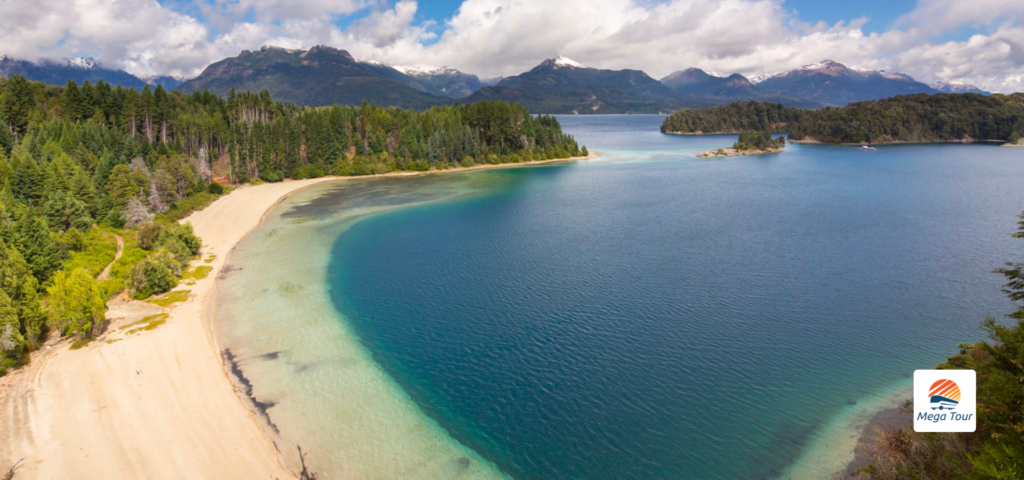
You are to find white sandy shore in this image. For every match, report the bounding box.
[0,154,594,479]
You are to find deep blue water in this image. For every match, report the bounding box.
[327,115,1024,479]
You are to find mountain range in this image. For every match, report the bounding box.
[0,55,183,90]
[464,56,692,113]
[0,49,998,112]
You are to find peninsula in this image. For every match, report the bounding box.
[663,93,1024,146]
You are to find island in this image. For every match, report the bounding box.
[663,94,1024,146]
[697,131,785,157]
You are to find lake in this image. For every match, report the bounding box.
[216,115,1024,479]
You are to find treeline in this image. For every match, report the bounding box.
[229,94,584,181]
[662,93,1024,144]
[661,100,803,134]
[857,214,1024,479]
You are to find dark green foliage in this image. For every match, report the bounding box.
[127,250,179,299]
[207,182,224,195]
[664,94,1024,144]
[733,131,784,151]
[662,101,804,134]
[136,222,163,250]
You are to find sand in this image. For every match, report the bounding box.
[0,154,596,479]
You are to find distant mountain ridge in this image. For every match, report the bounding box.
[176,45,448,109]
[930,81,989,95]
[0,54,148,88]
[464,56,692,113]
[1,50,1006,113]
[361,62,489,99]
[753,59,937,105]
[659,68,824,108]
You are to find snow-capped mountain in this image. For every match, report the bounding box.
[552,56,588,69]
[464,56,680,113]
[360,61,488,99]
[0,55,147,88]
[757,59,936,105]
[929,81,989,95]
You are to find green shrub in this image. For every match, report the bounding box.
[62,228,85,252]
[136,222,163,251]
[207,182,224,195]
[159,223,201,256]
[127,250,180,299]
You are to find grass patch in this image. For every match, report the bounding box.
[102,233,148,297]
[62,228,118,277]
[204,254,216,263]
[106,339,121,344]
[289,216,317,225]
[266,228,281,238]
[70,338,94,350]
[180,265,213,284]
[146,290,190,307]
[121,313,169,334]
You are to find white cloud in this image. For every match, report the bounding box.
[0,0,1022,92]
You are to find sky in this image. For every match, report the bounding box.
[1,0,1023,93]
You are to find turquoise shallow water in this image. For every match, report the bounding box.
[217,115,1024,479]
[326,116,1024,479]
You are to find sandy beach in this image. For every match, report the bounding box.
[0,154,594,479]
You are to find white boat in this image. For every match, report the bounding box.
[862,145,877,150]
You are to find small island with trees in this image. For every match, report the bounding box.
[697,131,785,158]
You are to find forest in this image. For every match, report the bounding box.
[0,74,583,374]
[661,93,1024,144]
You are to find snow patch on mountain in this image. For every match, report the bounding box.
[66,57,97,69]
[553,56,587,68]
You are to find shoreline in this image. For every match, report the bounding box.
[788,137,1007,146]
[0,152,594,479]
[775,379,912,480]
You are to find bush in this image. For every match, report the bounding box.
[207,182,224,195]
[62,228,85,252]
[127,250,180,299]
[460,156,476,167]
[159,223,201,256]
[136,222,163,250]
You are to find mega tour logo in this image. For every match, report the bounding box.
[914,370,976,433]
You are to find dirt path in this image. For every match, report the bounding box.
[96,233,124,281]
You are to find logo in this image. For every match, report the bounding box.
[928,379,961,410]
[914,370,975,433]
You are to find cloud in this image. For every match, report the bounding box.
[0,0,1022,92]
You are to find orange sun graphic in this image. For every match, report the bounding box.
[928,379,961,402]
